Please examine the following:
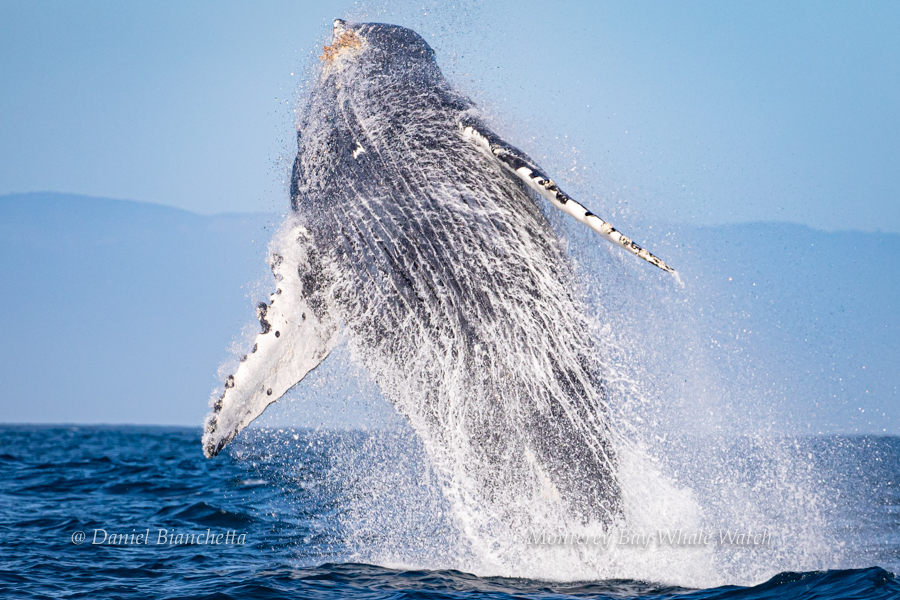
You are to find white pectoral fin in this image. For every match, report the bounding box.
[458,117,676,275]
[202,224,338,458]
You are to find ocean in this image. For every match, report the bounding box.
[1,425,897,599]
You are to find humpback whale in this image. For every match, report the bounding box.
[202,20,673,526]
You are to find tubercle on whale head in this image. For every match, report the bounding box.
[323,19,438,68]
[321,19,363,63]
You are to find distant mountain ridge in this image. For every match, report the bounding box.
[0,193,896,432]
[0,192,275,425]
[654,221,899,434]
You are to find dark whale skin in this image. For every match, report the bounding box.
[202,20,624,529]
[288,21,620,524]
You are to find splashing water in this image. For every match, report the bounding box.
[277,17,623,561]
[214,13,856,590]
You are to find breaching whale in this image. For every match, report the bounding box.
[202,20,674,525]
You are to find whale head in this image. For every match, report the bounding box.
[321,20,440,80]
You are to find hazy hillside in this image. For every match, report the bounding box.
[656,223,899,434]
[0,193,896,432]
[0,193,274,425]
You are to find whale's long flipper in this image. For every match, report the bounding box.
[202,223,339,458]
[458,117,675,274]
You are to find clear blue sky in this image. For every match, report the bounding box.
[1,0,898,231]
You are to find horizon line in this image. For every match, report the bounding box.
[2,191,897,236]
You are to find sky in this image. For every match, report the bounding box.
[0,2,897,433]
[1,0,898,231]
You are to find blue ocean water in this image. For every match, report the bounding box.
[1,425,897,599]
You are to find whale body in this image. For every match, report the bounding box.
[202,20,674,525]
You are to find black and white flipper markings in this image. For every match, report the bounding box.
[202,223,339,458]
[458,117,675,274]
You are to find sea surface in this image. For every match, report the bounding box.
[1,425,898,599]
